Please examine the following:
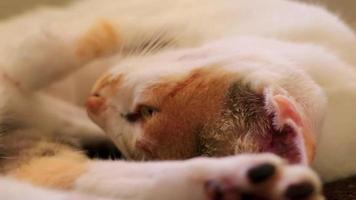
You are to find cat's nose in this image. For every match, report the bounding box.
[86,94,106,115]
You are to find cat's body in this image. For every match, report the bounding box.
[0,0,355,199]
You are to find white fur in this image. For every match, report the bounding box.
[0,0,355,198]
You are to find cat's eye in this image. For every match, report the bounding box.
[139,106,156,119]
[122,105,158,123]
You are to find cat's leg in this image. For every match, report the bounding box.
[10,151,322,200]
[74,153,323,200]
[0,17,123,156]
[61,153,325,199]
[0,4,177,93]
[0,18,121,92]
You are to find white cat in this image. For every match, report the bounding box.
[0,0,355,199]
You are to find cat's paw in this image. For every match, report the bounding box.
[200,154,323,200]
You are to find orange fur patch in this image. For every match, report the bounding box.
[91,74,123,96]
[136,67,235,159]
[76,20,121,59]
[9,147,87,190]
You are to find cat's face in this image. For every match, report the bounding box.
[86,39,324,164]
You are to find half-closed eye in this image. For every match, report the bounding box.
[122,105,158,123]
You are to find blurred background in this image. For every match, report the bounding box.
[0,0,355,28]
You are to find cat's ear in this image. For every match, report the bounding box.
[264,88,315,165]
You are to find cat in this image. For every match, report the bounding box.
[1,0,355,199]
[80,0,356,182]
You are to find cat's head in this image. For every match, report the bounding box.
[86,38,326,164]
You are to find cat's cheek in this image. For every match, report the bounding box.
[134,138,157,159]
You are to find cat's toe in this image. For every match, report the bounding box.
[275,165,323,200]
[247,163,276,184]
[284,182,315,200]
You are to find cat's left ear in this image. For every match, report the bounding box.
[264,88,316,165]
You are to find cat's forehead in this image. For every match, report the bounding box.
[105,38,291,89]
[93,38,296,105]
[92,50,210,98]
[110,48,217,79]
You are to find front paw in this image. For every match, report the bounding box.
[202,154,323,200]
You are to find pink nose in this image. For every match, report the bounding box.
[86,94,106,115]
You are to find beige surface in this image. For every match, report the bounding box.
[0,0,71,19]
[0,0,355,26]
